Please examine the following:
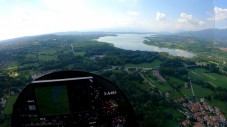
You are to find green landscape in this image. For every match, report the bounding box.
[0,31,227,127]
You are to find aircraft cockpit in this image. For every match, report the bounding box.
[11,71,137,127]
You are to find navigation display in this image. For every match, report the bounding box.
[35,85,70,115]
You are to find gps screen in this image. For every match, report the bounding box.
[35,85,70,116]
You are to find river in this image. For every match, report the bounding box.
[96,34,195,58]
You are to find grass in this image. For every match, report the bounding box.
[74,51,86,57]
[39,50,58,62]
[65,64,76,69]
[167,76,185,85]
[163,120,178,127]
[126,63,154,68]
[147,76,174,92]
[203,73,227,88]
[25,54,37,59]
[149,59,162,67]
[170,91,183,100]
[166,108,184,118]
[162,108,185,127]
[5,64,19,71]
[125,59,162,68]
[165,75,215,99]
[39,55,58,61]
[0,95,17,127]
[193,85,214,97]
[208,99,227,117]
[136,81,151,91]
[40,50,57,55]
[143,72,184,100]
[190,68,227,89]
[180,84,214,98]
[23,63,39,68]
[3,95,18,115]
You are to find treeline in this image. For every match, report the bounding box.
[160,58,188,81]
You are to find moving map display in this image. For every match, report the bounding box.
[35,85,70,115]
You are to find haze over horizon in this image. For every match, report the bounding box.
[0,0,227,40]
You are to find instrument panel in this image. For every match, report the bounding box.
[11,71,137,127]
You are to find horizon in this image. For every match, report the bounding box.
[0,28,227,42]
[0,0,227,40]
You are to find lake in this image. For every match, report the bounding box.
[96,34,195,58]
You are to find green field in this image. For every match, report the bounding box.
[40,50,58,55]
[167,76,185,85]
[170,92,183,100]
[180,84,214,98]
[39,55,58,61]
[135,81,151,91]
[126,59,162,68]
[5,64,19,71]
[74,51,86,57]
[145,75,174,92]
[39,50,58,61]
[162,108,185,127]
[190,68,227,89]
[145,71,217,100]
[23,63,39,68]
[209,99,227,117]
[3,95,18,115]
[25,54,37,59]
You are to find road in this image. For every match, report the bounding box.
[71,44,75,55]
[184,63,195,97]
[139,72,156,89]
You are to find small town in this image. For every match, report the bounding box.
[175,98,226,127]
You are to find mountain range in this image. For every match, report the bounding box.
[1,28,227,45]
[177,28,227,42]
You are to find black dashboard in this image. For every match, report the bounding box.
[11,71,137,127]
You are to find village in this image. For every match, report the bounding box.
[148,68,227,127]
[149,69,227,127]
[130,67,227,127]
[176,98,226,127]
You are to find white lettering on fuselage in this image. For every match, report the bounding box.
[104,91,117,96]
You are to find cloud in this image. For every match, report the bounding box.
[155,12,166,21]
[177,12,205,25]
[143,12,207,32]
[214,7,227,21]
[0,0,118,40]
[174,13,206,31]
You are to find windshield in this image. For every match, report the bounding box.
[0,0,227,127]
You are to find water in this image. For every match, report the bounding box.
[96,34,195,58]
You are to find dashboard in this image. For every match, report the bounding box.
[11,71,137,127]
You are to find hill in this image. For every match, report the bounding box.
[177,28,227,42]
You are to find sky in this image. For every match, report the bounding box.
[0,0,227,40]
